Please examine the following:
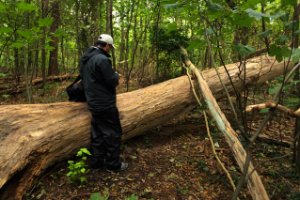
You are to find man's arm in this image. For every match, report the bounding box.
[97,58,119,89]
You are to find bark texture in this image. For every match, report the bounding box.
[0,57,293,199]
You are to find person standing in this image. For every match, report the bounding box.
[80,34,128,171]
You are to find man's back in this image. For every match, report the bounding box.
[80,47,119,113]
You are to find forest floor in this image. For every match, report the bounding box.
[1,78,300,200]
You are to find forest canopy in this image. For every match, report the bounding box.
[0,0,299,85]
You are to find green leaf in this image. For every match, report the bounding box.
[90,193,102,200]
[270,12,286,20]
[17,29,34,40]
[76,150,82,157]
[259,108,269,113]
[280,46,291,57]
[68,160,74,164]
[0,27,13,34]
[163,2,179,9]
[165,23,177,32]
[245,8,270,20]
[126,194,139,200]
[231,11,254,27]
[281,0,297,7]
[268,83,281,95]
[269,44,291,62]
[12,41,25,49]
[241,0,262,9]
[80,176,87,183]
[284,21,298,30]
[284,96,300,108]
[66,172,73,177]
[187,38,205,50]
[257,30,272,38]
[80,168,86,173]
[38,17,53,27]
[0,2,7,13]
[206,0,223,12]
[291,48,300,62]
[45,44,55,51]
[0,73,6,78]
[161,0,178,4]
[234,44,256,57]
[80,148,92,156]
[17,2,37,12]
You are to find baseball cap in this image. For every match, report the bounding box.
[98,34,115,48]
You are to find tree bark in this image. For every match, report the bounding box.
[0,57,294,199]
[181,47,270,200]
[0,74,77,95]
[41,0,49,86]
[48,0,60,76]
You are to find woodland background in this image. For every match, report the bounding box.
[0,0,300,199]
[0,0,299,102]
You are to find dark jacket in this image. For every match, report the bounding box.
[80,47,119,113]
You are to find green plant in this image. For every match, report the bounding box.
[268,77,300,109]
[197,160,209,172]
[288,191,300,200]
[125,194,138,200]
[0,72,6,78]
[66,147,91,184]
[90,190,109,200]
[89,192,138,200]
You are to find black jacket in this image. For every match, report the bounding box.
[80,47,119,113]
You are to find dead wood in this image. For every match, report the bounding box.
[180,47,279,200]
[0,74,77,95]
[0,56,294,199]
[246,101,300,118]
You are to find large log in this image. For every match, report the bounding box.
[0,74,77,95]
[0,57,293,199]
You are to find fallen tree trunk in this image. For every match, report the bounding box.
[181,47,269,200]
[0,74,77,95]
[0,57,293,199]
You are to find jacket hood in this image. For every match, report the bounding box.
[80,47,100,65]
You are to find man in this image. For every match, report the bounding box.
[80,34,128,171]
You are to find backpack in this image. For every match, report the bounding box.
[66,75,86,102]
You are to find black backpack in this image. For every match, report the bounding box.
[66,75,86,102]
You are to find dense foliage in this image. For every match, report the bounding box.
[0,0,299,95]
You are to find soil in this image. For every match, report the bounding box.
[26,109,299,200]
[1,80,299,200]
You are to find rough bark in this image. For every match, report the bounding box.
[246,101,300,118]
[181,48,272,200]
[48,0,60,76]
[0,57,293,199]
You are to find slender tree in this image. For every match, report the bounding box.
[48,0,60,76]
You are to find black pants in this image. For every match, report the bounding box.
[90,107,122,169]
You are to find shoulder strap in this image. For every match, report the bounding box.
[71,75,82,85]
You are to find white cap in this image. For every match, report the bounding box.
[98,34,115,48]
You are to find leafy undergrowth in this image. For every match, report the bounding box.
[26,114,240,200]
[26,110,299,200]
[1,79,299,199]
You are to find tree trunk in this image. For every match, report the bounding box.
[48,0,60,76]
[41,0,49,86]
[0,57,294,199]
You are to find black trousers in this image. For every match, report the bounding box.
[90,107,122,169]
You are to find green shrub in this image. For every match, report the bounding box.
[66,148,91,184]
